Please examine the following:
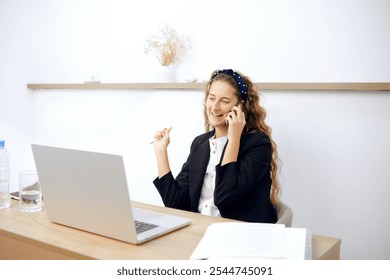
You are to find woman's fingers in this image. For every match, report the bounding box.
[160,127,172,138]
[154,131,163,141]
[153,127,172,142]
[231,106,245,120]
[226,106,245,123]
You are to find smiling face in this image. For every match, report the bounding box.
[206,80,239,136]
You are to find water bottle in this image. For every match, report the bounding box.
[0,140,10,209]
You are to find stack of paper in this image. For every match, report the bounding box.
[190,222,312,260]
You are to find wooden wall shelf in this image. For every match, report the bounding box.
[27,82,390,91]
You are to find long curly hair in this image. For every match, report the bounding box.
[203,70,281,205]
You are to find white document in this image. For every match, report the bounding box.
[283,227,312,260]
[190,222,285,259]
[190,222,311,260]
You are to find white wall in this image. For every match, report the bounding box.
[1,0,389,259]
[0,0,47,188]
[32,89,205,205]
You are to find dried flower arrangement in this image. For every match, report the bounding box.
[144,24,189,67]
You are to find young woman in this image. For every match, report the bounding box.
[152,69,280,223]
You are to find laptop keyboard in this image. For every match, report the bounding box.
[135,220,159,234]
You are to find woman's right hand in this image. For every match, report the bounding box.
[152,127,172,152]
[152,127,172,178]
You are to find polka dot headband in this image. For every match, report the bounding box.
[211,69,249,102]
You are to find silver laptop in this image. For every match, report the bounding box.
[31,144,191,244]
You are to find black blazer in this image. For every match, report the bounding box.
[153,130,277,223]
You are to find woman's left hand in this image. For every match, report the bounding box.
[221,105,246,165]
[225,105,246,141]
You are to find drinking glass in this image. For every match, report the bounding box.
[19,170,42,212]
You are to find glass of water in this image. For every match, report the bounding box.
[19,170,42,212]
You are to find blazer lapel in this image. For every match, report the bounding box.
[188,132,212,211]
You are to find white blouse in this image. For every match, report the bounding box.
[198,135,228,217]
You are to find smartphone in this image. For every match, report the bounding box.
[226,102,244,125]
[10,191,20,200]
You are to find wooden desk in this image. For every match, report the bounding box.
[0,200,341,260]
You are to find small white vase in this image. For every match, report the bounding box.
[160,64,177,82]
